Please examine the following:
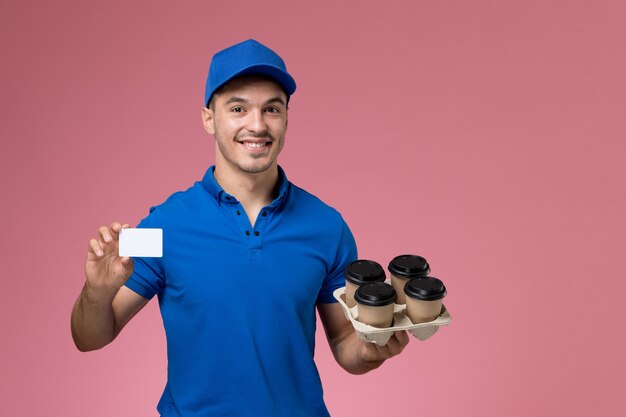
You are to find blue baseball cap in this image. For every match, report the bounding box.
[204,39,297,107]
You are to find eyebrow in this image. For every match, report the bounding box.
[223,96,286,106]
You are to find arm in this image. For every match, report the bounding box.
[71,222,149,352]
[317,302,409,375]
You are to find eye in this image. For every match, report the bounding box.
[266,107,280,113]
[230,106,244,113]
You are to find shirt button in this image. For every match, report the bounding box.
[225,196,232,201]
[261,211,267,217]
[254,231,260,236]
[236,210,241,215]
[245,230,250,236]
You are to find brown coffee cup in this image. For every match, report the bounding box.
[345,260,386,308]
[388,255,430,304]
[355,282,397,328]
[404,277,447,324]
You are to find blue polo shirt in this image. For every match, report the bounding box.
[124,165,357,417]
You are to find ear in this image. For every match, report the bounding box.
[201,107,215,135]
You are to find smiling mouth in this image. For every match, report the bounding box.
[237,140,272,151]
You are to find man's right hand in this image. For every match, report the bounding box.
[73,221,149,351]
[85,221,134,296]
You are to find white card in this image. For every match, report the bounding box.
[119,228,163,257]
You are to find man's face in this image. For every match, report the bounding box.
[202,76,288,174]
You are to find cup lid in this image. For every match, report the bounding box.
[388,254,430,278]
[404,277,447,301]
[345,259,386,285]
[355,282,397,307]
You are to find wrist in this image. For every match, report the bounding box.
[82,281,119,305]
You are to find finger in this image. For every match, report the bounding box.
[395,330,410,348]
[376,344,393,359]
[120,257,134,278]
[384,332,409,356]
[88,238,104,257]
[383,336,402,356]
[98,225,113,243]
[113,224,131,241]
[363,343,388,362]
[110,221,123,238]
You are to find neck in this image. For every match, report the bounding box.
[213,158,279,208]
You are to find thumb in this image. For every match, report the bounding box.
[119,256,135,277]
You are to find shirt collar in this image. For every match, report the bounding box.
[201,165,290,207]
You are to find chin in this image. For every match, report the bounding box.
[238,160,275,174]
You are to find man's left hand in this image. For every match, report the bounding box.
[357,330,410,368]
[318,303,411,374]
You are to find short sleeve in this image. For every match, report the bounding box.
[124,207,166,300]
[317,216,358,304]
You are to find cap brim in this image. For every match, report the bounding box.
[206,64,296,106]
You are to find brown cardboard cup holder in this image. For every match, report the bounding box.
[333,286,452,346]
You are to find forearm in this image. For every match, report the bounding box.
[71,283,118,352]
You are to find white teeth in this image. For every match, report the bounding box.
[243,142,266,148]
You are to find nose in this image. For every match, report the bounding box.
[246,109,267,134]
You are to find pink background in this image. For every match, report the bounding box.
[2,1,625,416]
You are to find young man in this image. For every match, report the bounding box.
[71,39,409,417]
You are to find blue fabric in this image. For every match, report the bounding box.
[124,165,357,417]
[205,39,297,106]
